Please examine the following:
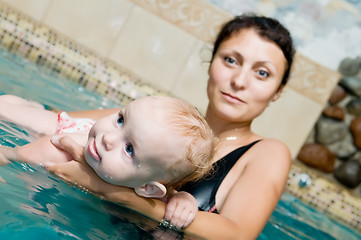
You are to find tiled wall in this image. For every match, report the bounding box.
[204,0,361,71]
[0,0,340,159]
[2,0,361,233]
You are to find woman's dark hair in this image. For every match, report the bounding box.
[211,13,295,87]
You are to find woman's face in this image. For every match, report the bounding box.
[207,28,287,123]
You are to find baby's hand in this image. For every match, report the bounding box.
[164,191,198,229]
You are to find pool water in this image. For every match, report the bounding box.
[0,48,361,240]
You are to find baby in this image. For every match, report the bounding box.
[0,94,215,228]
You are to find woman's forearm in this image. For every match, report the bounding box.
[187,211,242,240]
[98,182,166,220]
[99,186,242,240]
[48,161,242,240]
[48,136,243,239]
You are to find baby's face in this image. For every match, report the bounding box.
[84,97,185,188]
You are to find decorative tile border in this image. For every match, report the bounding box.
[0,3,169,107]
[287,162,361,231]
[288,53,340,106]
[131,0,340,107]
[130,0,231,43]
[0,1,360,234]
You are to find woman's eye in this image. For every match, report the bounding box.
[116,115,124,127]
[257,70,269,78]
[224,56,236,65]
[125,143,134,157]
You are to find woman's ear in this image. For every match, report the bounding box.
[134,182,167,198]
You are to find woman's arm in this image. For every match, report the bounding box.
[47,136,244,239]
[217,139,292,239]
[47,159,242,239]
[0,134,78,165]
[47,137,291,240]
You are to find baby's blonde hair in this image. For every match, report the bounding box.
[147,96,216,190]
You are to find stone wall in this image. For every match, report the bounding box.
[298,56,361,193]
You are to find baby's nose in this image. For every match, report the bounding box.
[102,132,118,150]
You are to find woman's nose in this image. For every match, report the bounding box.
[231,69,249,89]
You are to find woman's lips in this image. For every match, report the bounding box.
[221,92,244,104]
[88,139,101,161]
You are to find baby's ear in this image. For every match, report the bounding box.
[134,182,167,198]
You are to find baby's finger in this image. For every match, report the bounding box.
[164,200,177,221]
[169,205,184,227]
[182,210,197,228]
[175,208,193,229]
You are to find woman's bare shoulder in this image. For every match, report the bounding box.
[253,138,291,160]
[246,138,292,177]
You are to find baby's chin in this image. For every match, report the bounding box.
[97,172,125,186]
[95,170,137,188]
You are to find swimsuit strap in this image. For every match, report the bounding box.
[180,140,262,212]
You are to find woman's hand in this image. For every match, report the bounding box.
[46,136,148,205]
[50,135,85,163]
[46,136,111,196]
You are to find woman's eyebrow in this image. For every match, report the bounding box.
[256,61,277,72]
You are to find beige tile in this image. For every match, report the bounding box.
[131,0,231,43]
[287,53,340,105]
[252,87,324,159]
[42,0,134,57]
[172,40,211,114]
[109,6,197,92]
[2,0,51,21]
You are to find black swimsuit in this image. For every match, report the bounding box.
[179,140,261,213]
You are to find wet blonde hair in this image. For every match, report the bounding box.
[146,96,216,189]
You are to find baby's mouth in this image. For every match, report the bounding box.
[88,138,101,161]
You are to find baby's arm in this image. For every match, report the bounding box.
[0,94,58,135]
[0,133,87,165]
[163,190,198,229]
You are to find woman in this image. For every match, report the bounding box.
[48,13,295,240]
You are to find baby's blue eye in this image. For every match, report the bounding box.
[116,115,124,126]
[125,143,134,157]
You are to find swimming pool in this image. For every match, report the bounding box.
[1,49,360,240]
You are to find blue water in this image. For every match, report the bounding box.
[0,48,360,240]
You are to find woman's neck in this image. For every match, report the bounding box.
[205,109,264,162]
[205,112,254,143]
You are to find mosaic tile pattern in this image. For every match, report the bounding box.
[288,162,361,231]
[0,3,169,107]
